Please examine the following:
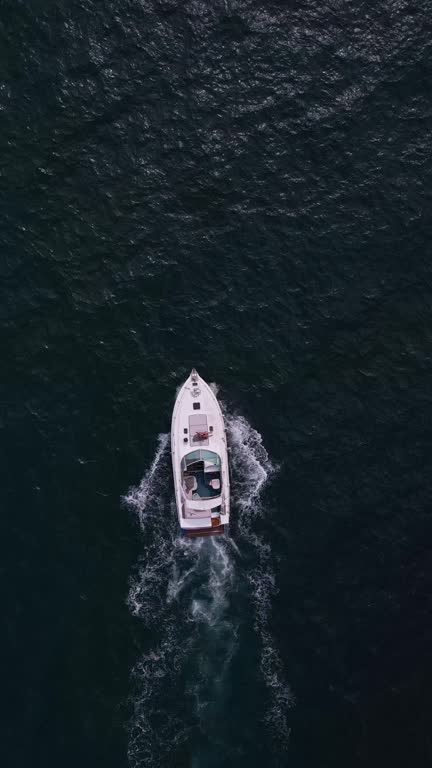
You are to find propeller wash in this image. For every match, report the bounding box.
[123,396,294,767]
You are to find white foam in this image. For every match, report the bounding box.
[124,408,294,766]
[123,435,176,626]
[226,412,295,744]
[225,411,276,514]
[128,622,192,768]
[122,433,170,526]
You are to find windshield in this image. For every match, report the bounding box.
[182,450,221,470]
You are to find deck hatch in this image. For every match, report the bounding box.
[188,414,209,445]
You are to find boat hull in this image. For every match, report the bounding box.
[171,370,230,536]
[185,524,226,538]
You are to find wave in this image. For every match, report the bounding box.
[123,409,293,767]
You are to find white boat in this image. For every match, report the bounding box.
[171,369,230,537]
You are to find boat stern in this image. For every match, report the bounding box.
[185,521,226,538]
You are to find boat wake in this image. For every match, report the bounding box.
[123,410,294,767]
[224,412,295,743]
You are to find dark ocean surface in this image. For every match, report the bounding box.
[3,1,432,766]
